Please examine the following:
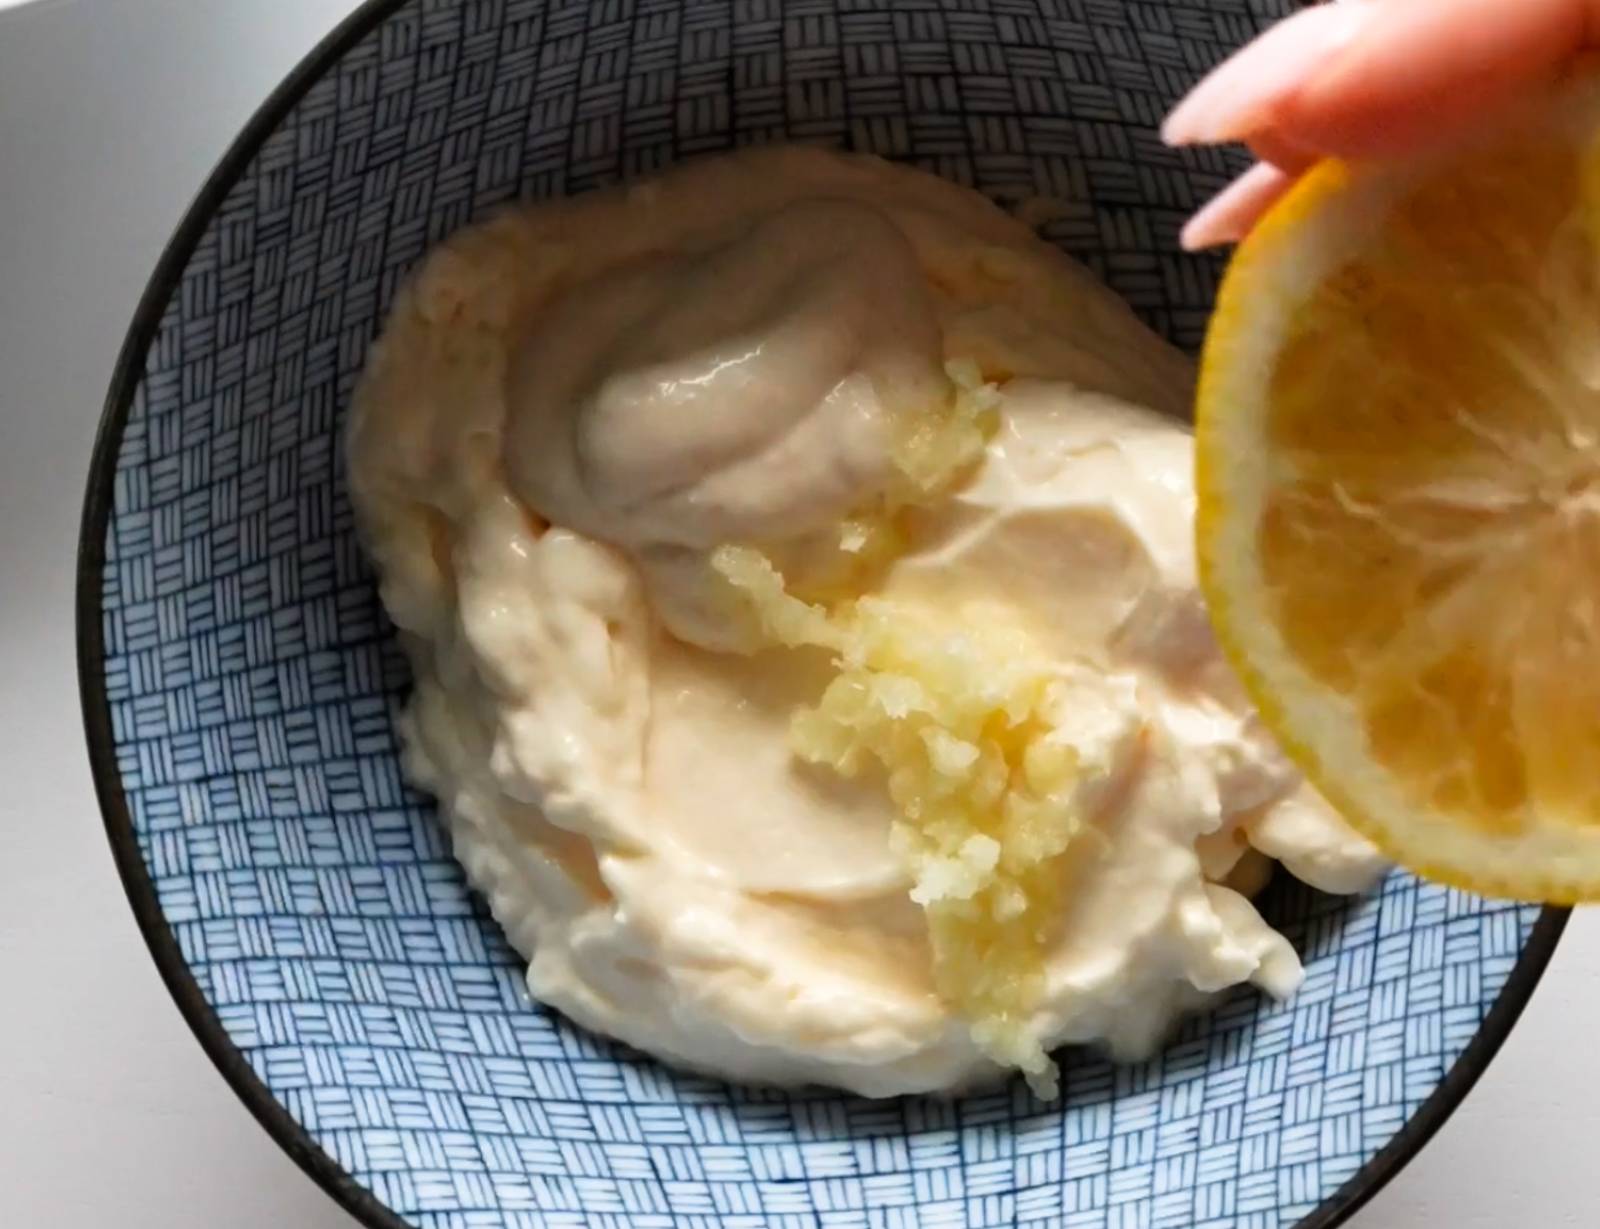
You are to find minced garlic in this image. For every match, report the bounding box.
[713,543,1085,1097]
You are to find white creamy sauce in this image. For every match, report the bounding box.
[350,147,1387,1097]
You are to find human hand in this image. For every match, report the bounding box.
[1163,0,1598,249]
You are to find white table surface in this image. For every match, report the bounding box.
[1,1,1595,1225]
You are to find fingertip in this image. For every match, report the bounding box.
[1161,110,1202,149]
[1180,212,1245,253]
[1162,2,1379,149]
[1180,162,1297,251]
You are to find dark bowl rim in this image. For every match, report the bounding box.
[74,2,1571,1227]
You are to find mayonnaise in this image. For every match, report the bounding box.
[349,146,1386,1097]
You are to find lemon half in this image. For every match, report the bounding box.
[1197,78,1600,903]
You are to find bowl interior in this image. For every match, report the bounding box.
[83,2,1559,1228]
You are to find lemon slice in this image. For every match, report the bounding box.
[1196,77,1600,903]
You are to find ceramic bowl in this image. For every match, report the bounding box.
[79,2,1565,1226]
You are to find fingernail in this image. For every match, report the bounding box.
[1163,1,1380,147]
[1180,162,1296,251]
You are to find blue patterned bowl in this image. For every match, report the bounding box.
[78,2,1566,1226]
